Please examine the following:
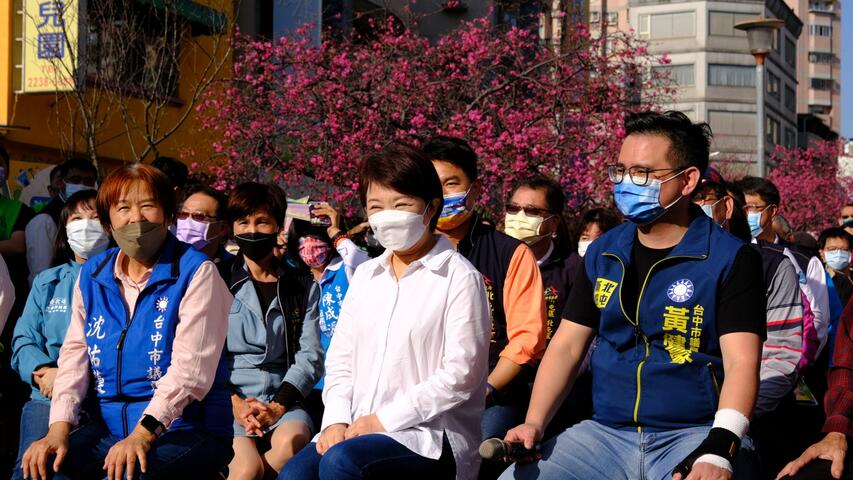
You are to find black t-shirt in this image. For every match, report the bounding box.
[564,240,766,339]
[252,280,278,314]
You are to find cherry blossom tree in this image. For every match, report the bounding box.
[768,140,844,233]
[197,14,674,216]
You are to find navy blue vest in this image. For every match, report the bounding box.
[458,217,523,370]
[584,214,743,431]
[79,235,232,439]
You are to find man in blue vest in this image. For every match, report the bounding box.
[500,111,766,480]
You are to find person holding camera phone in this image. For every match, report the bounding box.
[288,202,369,413]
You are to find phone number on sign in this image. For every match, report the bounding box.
[26,76,74,89]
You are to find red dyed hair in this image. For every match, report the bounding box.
[96,163,176,229]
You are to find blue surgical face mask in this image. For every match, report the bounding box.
[826,249,851,271]
[64,182,96,200]
[613,170,685,224]
[747,209,768,238]
[700,198,725,223]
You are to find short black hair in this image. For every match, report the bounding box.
[61,157,98,178]
[510,176,565,215]
[510,176,571,255]
[227,182,287,228]
[577,207,621,236]
[52,190,99,267]
[359,143,443,230]
[818,227,853,251]
[625,111,712,176]
[726,183,746,207]
[422,136,478,184]
[152,156,189,189]
[49,165,63,182]
[693,180,727,201]
[734,176,781,206]
[183,185,228,221]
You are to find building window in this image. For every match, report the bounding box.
[708,64,755,87]
[809,1,835,12]
[772,29,780,52]
[809,105,830,115]
[784,85,796,112]
[85,2,183,99]
[590,11,600,24]
[606,11,618,24]
[767,72,780,99]
[638,12,695,40]
[809,52,835,64]
[652,64,694,87]
[708,111,756,136]
[766,116,780,145]
[809,24,833,36]
[708,11,752,37]
[784,128,796,148]
[785,38,796,68]
[811,78,834,90]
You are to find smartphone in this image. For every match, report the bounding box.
[309,202,332,227]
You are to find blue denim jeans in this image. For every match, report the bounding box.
[50,421,233,480]
[12,399,51,480]
[278,434,455,480]
[499,420,758,480]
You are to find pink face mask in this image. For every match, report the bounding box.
[298,236,331,269]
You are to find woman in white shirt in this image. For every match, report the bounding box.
[278,143,491,480]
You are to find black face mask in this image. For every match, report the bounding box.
[234,232,278,262]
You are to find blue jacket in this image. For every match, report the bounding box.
[226,260,323,409]
[584,214,746,431]
[11,262,82,401]
[80,235,232,439]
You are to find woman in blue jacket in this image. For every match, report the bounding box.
[226,182,323,480]
[10,190,108,479]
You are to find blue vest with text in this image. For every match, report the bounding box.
[79,235,232,439]
[584,214,744,431]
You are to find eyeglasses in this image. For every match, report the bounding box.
[506,204,552,217]
[607,165,684,187]
[743,204,772,214]
[177,211,218,222]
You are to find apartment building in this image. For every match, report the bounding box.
[785,0,841,134]
[590,0,803,173]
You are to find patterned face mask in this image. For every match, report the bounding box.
[298,236,331,269]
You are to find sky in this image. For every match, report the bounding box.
[843,9,852,138]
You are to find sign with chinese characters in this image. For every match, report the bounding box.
[22,0,83,92]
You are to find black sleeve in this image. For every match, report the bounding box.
[562,261,601,331]
[13,204,34,232]
[717,244,767,339]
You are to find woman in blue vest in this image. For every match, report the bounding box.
[21,164,234,480]
[287,204,369,413]
[225,182,323,480]
[11,190,108,480]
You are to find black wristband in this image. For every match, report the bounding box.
[140,414,165,438]
[672,427,741,477]
[272,381,304,410]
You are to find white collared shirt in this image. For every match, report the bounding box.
[320,235,490,480]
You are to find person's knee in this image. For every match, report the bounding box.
[229,450,265,480]
[318,442,361,478]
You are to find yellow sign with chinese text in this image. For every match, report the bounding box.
[23,0,80,92]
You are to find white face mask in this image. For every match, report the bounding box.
[368,208,428,252]
[577,240,592,257]
[66,218,110,260]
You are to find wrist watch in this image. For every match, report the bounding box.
[140,414,165,438]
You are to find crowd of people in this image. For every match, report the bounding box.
[1,110,853,479]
